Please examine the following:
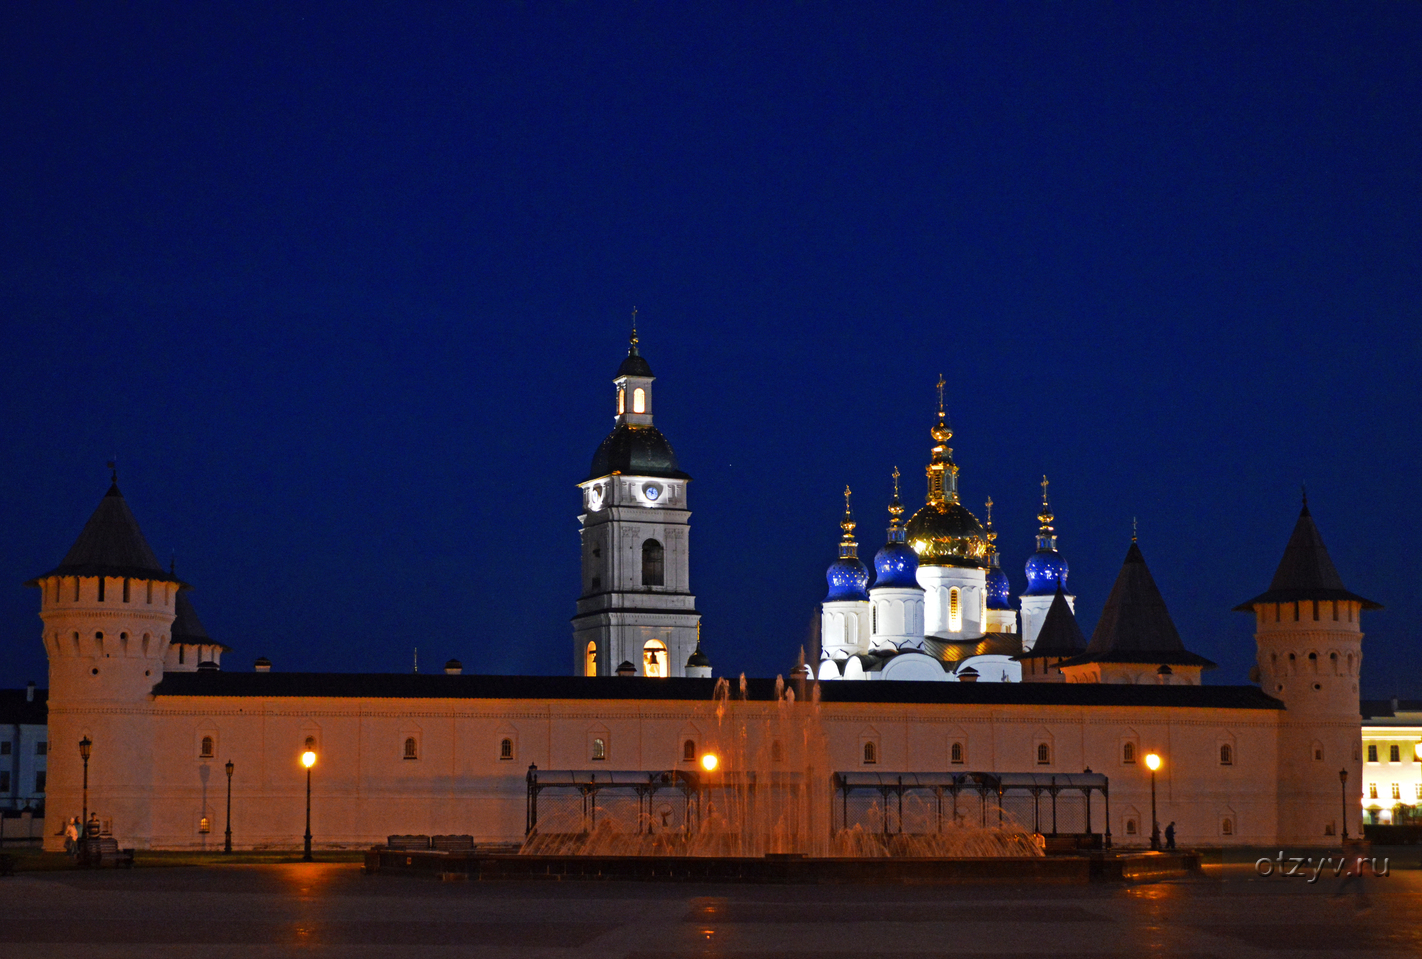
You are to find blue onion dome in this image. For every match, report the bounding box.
[826,486,871,602]
[1023,475,1069,596]
[983,496,1013,610]
[904,390,988,567]
[873,468,921,589]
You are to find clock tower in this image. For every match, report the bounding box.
[573,327,700,677]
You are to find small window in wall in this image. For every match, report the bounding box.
[1036,743,1051,765]
[0,742,10,755]
[200,736,214,759]
[632,387,646,413]
[36,741,47,757]
[617,386,625,415]
[1222,818,1234,836]
[178,645,185,665]
[770,741,783,764]
[948,588,962,632]
[1392,783,1402,800]
[35,771,45,793]
[123,578,130,603]
[1325,822,1336,836]
[199,816,211,834]
[1390,745,1401,763]
[1368,744,1378,763]
[404,737,419,760]
[950,742,964,765]
[1369,784,1378,799]
[1122,742,1136,764]
[97,577,105,601]
[863,742,877,764]
[641,539,665,586]
[146,581,153,604]
[872,605,878,634]
[500,738,514,761]
[592,738,607,761]
[1219,744,1233,765]
[305,736,317,751]
[1125,818,1138,836]
[0,772,8,791]
[1314,746,1324,761]
[682,739,696,762]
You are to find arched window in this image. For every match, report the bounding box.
[872,604,878,634]
[617,386,625,415]
[950,741,964,764]
[200,736,214,759]
[643,639,667,678]
[199,816,211,834]
[979,588,986,626]
[305,735,317,751]
[1122,742,1136,764]
[863,742,877,764]
[1125,818,1137,836]
[404,737,418,760]
[1219,744,1233,765]
[1221,818,1234,836]
[632,387,646,413]
[500,738,513,761]
[683,739,696,762]
[641,539,664,586]
[585,642,598,677]
[1037,743,1051,765]
[591,738,607,761]
[948,588,961,632]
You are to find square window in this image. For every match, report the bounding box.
[0,741,10,756]
[36,741,47,756]
[1390,745,1401,763]
[1367,745,1378,763]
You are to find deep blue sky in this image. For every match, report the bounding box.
[2,4,1418,696]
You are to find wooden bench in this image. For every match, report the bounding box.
[431,834,474,852]
[84,837,135,868]
[386,834,431,851]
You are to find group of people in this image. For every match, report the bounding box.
[60,813,102,856]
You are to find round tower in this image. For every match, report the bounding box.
[28,476,183,850]
[819,487,872,670]
[1236,494,1380,845]
[905,378,987,640]
[1019,476,1074,650]
[869,469,925,652]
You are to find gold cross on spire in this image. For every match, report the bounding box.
[1041,474,1049,505]
[630,306,639,348]
[892,466,900,498]
[985,495,994,526]
[936,374,945,414]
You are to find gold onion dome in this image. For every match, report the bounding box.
[904,376,988,567]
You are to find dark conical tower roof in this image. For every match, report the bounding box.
[1234,499,1381,610]
[27,482,181,584]
[1057,542,1215,668]
[1016,585,1087,659]
[171,590,211,644]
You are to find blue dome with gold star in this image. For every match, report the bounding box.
[1024,550,1068,595]
[873,541,919,589]
[826,555,871,602]
[985,563,1013,609]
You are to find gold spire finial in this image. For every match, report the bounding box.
[936,374,945,414]
[629,306,639,351]
[892,466,901,498]
[985,495,994,526]
[839,486,859,558]
[984,496,997,546]
[887,468,904,527]
[1041,474,1049,506]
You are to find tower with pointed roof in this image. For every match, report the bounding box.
[819,487,873,667]
[1019,476,1074,651]
[868,470,925,653]
[1014,585,1087,682]
[574,327,700,677]
[1236,495,1380,843]
[26,474,189,845]
[904,380,988,640]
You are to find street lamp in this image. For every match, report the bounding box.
[1339,768,1349,841]
[78,736,92,842]
[700,753,719,772]
[301,750,316,862]
[1144,753,1162,851]
[224,760,234,854]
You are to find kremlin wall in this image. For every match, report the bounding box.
[33,335,1377,850]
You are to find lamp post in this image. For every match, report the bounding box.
[78,736,92,839]
[224,760,234,854]
[301,750,316,861]
[1144,753,1162,851]
[1339,768,1349,841]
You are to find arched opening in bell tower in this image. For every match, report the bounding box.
[584,642,598,677]
[643,639,667,678]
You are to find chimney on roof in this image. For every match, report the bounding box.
[1393,697,1400,713]
[616,660,637,677]
[26,681,35,702]
[444,659,463,675]
[254,657,271,672]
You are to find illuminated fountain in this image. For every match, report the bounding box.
[520,676,1048,859]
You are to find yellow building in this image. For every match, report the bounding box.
[1361,700,1422,824]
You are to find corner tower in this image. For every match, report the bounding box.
[573,328,699,677]
[1236,494,1380,844]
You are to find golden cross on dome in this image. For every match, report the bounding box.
[985,495,994,525]
[1041,474,1049,505]
[936,374,945,413]
[892,466,900,498]
[630,307,639,348]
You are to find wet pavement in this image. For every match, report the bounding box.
[1,859,1419,957]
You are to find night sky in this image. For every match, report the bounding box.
[2,4,1418,697]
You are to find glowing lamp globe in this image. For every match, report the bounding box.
[1144,753,1161,772]
[700,753,718,772]
[301,750,317,769]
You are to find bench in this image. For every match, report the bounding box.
[431,834,474,852]
[84,837,135,869]
[386,834,431,851]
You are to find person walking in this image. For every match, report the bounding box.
[63,817,80,856]
[1164,822,1176,850]
[1333,839,1373,912]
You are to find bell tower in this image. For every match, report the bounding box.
[1236,493,1380,844]
[573,324,700,677]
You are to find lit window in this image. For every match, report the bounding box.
[585,642,597,677]
[632,387,646,413]
[1220,744,1233,766]
[950,742,964,765]
[592,738,606,761]
[1122,742,1136,764]
[683,739,696,763]
[1392,784,1401,800]
[404,737,418,760]
[1368,745,1378,763]
[641,540,664,586]
[1415,784,1421,800]
[1222,818,1234,836]
[500,738,513,761]
[1037,743,1051,765]
[948,588,961,632]
[643,639,667,678]
[863,742,877,764]
[1390,745,1401,763]
[1369,784,1378,799]
[200,736,214,759]
[617,387,625,415]
[199,816,211,834]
